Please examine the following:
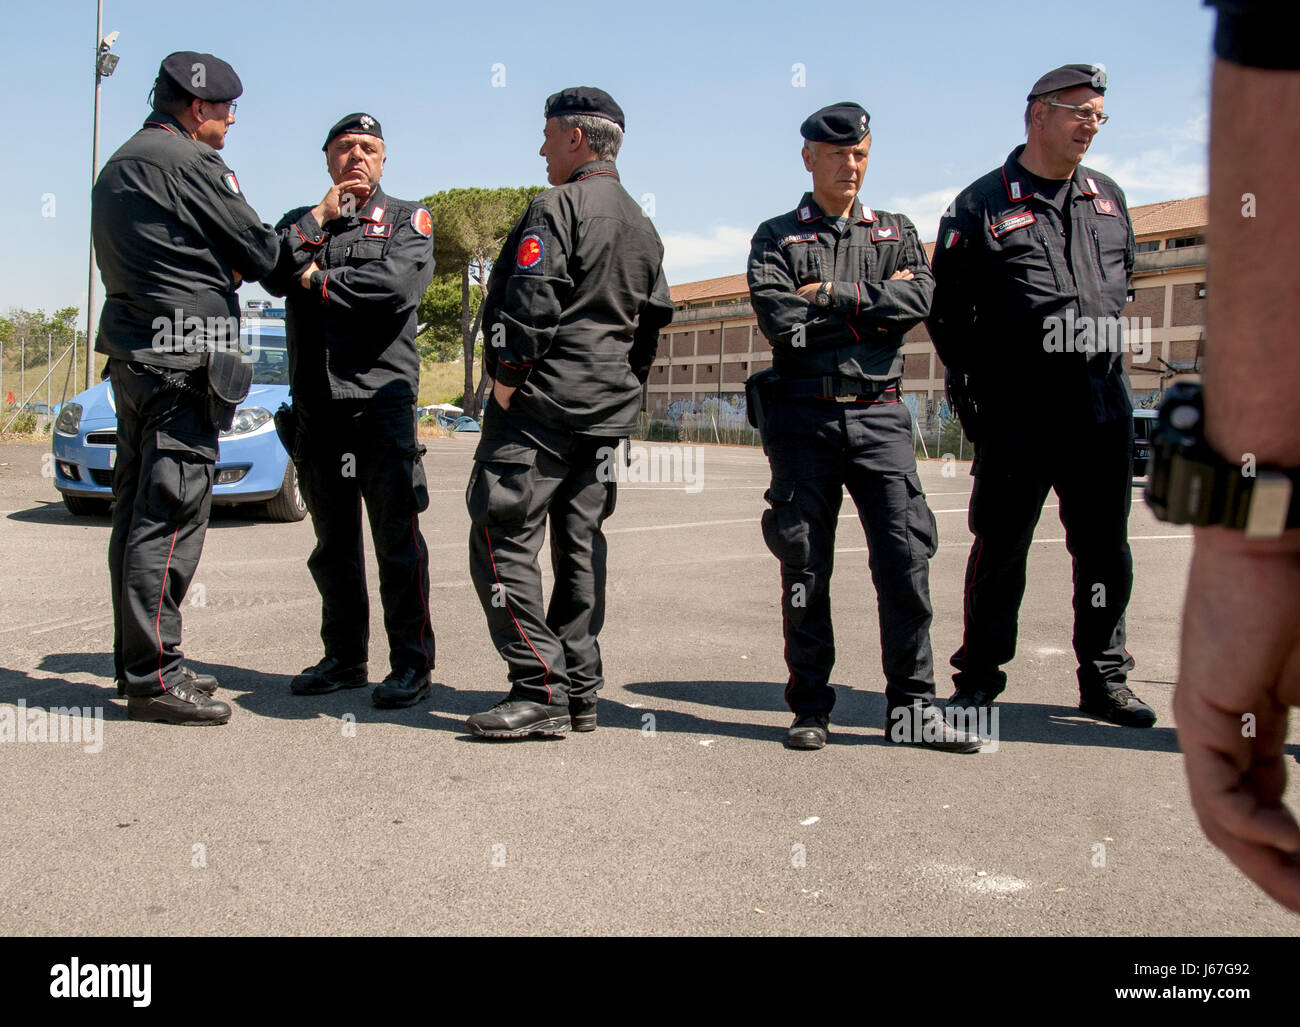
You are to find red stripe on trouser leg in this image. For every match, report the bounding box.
[156,528,179,692]
[483,525,551,702]
[780,565,794,712]
[411,515,432,668]
[963,535,983,641]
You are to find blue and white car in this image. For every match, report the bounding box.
[52,320,307,522]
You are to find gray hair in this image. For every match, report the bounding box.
[558,114,623,160]
[1024,89,1066,135]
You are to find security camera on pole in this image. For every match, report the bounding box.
[84,8,120,391]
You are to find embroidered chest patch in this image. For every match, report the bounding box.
[1093,197,1117,216]
[778,232,817,247]
[363,223,392,238]
[871,225,900,242]
[990,210,1037,239]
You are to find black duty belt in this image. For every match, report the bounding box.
[772,376,902,404]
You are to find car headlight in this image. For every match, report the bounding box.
[221,406,271,437]
[55,403,83,435]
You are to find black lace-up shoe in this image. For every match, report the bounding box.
[785,713,830,750]
[118,665,217,698]
[372,668,430,708]
[290,657,368,696]
[466,699,571,738]
[945,687,997,712]
[127,684,231,725]
[887,702,984,753]
[570,697,598,732]
[1079,686,1157,728]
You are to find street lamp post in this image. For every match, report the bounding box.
[84,6,119,390]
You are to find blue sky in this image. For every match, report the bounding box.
[5,0,1214,317]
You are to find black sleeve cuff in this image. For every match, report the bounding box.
[1209,3,1300,68]
[295,210,325,247]
[492,357,532,388]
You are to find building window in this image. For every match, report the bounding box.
[1126,290,1136,302]
[1169,234,1206,248]
[1196,283,1207,299]
[1136,240,1161,253]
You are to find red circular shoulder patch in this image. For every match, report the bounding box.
[517,233,544,269]
[410,208,433,238]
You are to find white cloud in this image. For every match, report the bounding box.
[661,224,753,280]
[1086,146,1207,200]
[884,187,963,244]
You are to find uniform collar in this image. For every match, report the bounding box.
[795,193,877,225]
[1003,145,1103,204]
[357,185,389,223]
[567,159,620,183]
[142,110,190,137]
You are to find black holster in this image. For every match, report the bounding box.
[745,366,780,453]
[274,402,301,461]
[945,368,983,445]
[205,343,253,432]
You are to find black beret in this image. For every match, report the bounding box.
[1027,63,1107,99]
[544,87,625,131]
[322,113,384,151]
[800,102,870,144]
[158,51,243,102]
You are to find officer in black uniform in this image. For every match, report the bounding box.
[929,64,1155,727]
[747,103,982,753]
[94,52,279,725]
[263,114,436,708]
[464,87,673,739]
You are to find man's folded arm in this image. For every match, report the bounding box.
[308,211,435,314]
[746,229,860,355]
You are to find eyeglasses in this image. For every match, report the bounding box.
[1042,101,1108,125]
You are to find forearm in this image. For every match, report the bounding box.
[1205,56,1300,468]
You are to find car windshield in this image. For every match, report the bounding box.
[245,331,290,385]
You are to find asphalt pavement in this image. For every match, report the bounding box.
[1,435,1296,936]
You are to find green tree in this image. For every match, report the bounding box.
[419,185,544,417]
[417,271,479,363]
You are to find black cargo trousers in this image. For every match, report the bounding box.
[761,393,940,716]
[466,401,618,707]
[108,358,218,697]
[950,416,1136,698]
[291,398,434,677]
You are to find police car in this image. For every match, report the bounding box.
[1132,407,1159,479]
[51,313,307,522]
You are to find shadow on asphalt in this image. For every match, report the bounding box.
[7,501,276,529]
[9,658,1298,761]
[621,679,1298,757]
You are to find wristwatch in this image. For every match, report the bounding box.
[814,281,833,308]
[1145,381,1300,539]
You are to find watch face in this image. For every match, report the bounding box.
[814,288,830,307]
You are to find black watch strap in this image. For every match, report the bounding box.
[1160,452,1300,537]
[1146,382,1300,539]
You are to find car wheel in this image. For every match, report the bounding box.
[264,460,308,522]
[62,493,112,517]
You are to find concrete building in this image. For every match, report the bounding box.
[647,195,1207,427]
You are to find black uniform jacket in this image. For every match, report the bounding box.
[92,112,279,368]
[481,160,674,436]
[747,194,933,385]
[264,185,435,403]
[928,146,1136,428]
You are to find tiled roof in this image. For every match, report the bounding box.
[666,195,1207,303]
[1129,195,1207,237]
[670,273,749,305]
